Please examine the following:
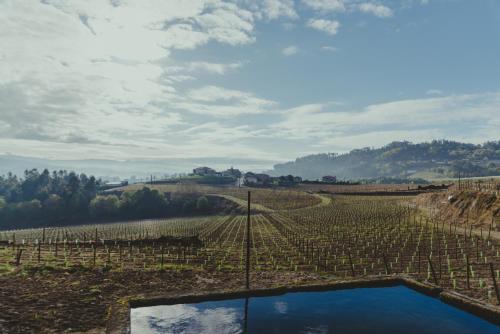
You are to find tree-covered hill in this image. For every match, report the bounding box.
[270,140,500,180]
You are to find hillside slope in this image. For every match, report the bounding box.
[270,140,500,180]
[416,190,500,231]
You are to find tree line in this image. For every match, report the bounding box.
[0,169,211,230]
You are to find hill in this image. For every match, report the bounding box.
[270,140,500,181]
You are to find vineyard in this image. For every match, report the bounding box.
[1,195,499,307]
[449,178,500,195]
[116,183,322,210]
[298,183,423,193]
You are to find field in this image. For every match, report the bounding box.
[114,183,323,210]
[0,185,500,332]
[1,194,499,298]
[298,183,424,193]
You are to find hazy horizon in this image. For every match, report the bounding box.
[1,0,499,163]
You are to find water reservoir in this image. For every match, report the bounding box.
[131,285,499,333]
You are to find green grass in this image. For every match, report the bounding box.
[0,263,15,275]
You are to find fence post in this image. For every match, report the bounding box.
[37,241,41,263]
[246,191,251,290]
[161,246,164,270]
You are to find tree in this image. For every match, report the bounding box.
[196,196,209,213]
[120,187,168,219]
[42,194,64,223]
[89,195,120,219]
[17,200,42,223]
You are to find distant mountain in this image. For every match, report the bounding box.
[0,154,274,181]
[270,140,500,180]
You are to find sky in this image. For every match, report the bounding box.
[1,0,499,168]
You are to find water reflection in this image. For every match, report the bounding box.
[273,301,288,314]
[132,286,499,334]
[131,302,244,334]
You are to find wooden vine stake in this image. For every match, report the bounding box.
[489,263,500,305]
[466,255,470,289]
[427,255,438,285]
[382,253,390,275]
[15,248,23,266]
[348,251,355,276]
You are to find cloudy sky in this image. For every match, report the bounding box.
[1,0,499,166]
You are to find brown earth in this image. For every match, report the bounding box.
[0,268,322,333]
[2,266,499,333]
[415,190,500,231]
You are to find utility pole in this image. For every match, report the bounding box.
[246,191,251,289]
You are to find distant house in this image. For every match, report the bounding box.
[222,167,242,178]
[244,172,258,185]
[256,173,271,185]
[322,175,337,183]
[105,180,128,187]
[244,172,271,186]
[101,180,128,190]
[193,166,216,176]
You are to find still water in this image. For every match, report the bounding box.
[131,286,499,334]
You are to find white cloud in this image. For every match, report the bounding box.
[426,89,443,96]
[0,0,497,165]
[186,61,243,75]
[0,0,260,150]
[274,301,288,314]
[177,85,277,116]
[321,46,339,52]
[307,19,341,36]
[301,0,346,12]
[282,45,299,56]
[303,1,393,18]
[271,92,500,149]
[358,3,393,18]
[261,0,298,19]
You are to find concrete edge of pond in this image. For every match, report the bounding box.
[439,290,500,325]
[105,275,500,334]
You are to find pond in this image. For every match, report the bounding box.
[131,286,499,334]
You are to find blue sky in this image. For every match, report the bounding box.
[0,0,499,169]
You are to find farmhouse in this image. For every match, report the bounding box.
[193,166,217,176]
[222,167,242,178]
[322,175,337,183]
[244,172,271,186]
